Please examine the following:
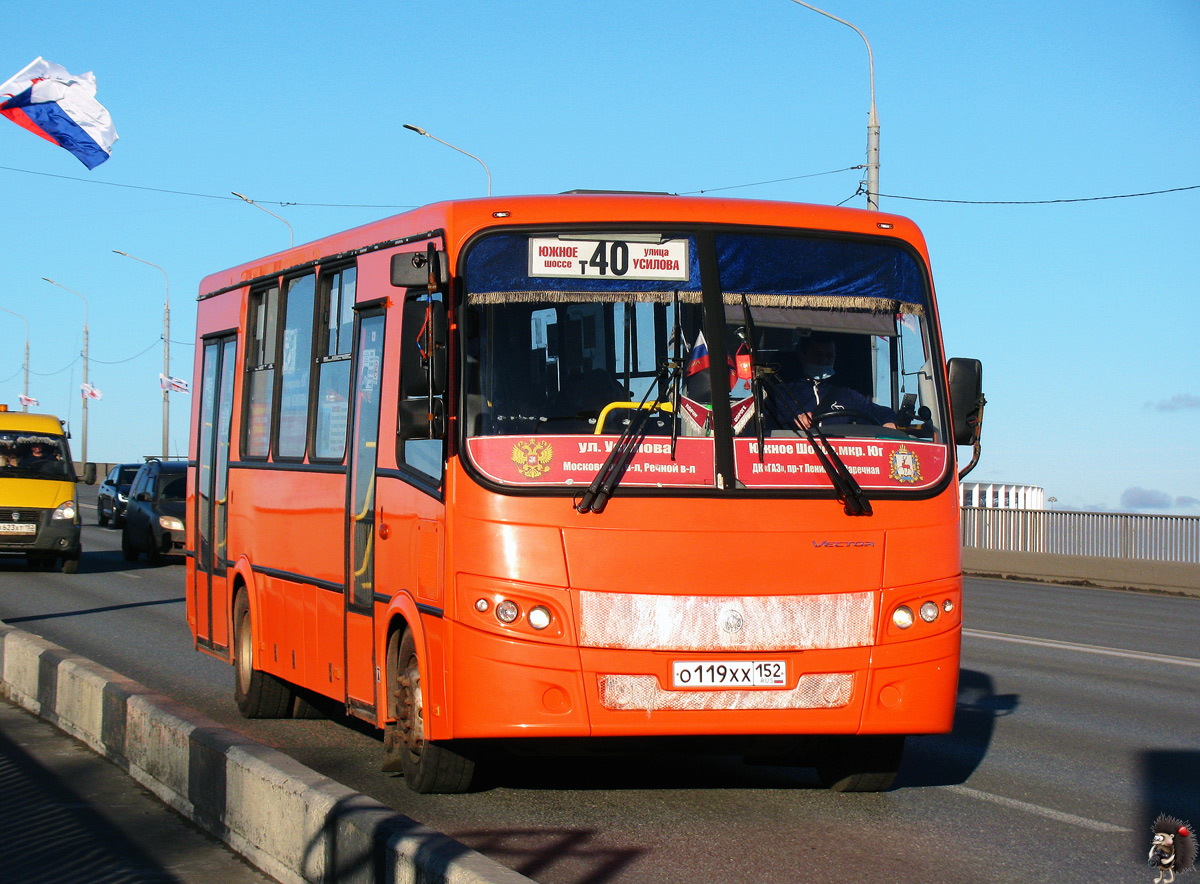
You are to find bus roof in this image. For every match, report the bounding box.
[197,193,929,301]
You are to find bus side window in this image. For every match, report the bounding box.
[244,284,279,458]
[313,265,355,460]
[398,291,446,484]
[276,273,317,459]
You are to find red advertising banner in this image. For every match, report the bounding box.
[466,435,716,487]
[734,437,947,490]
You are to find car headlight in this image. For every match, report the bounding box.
[117,493,127,502]
[159,515,185,532]
[52,501,77,521]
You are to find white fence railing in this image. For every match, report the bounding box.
[961,507,1200,564]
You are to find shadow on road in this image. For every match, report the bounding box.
[0,712,187,884]
[897,668,1018,788]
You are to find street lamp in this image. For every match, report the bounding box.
[231,191,294,247]
[113,250,170,458]
[403,124,492,196]
[0,306,30,411]
[42,277,90,464]
[789,1,879,210]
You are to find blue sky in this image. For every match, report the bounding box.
[1,0,1196,512]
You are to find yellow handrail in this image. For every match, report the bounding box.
[594,400,674,435]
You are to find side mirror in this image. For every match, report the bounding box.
[391,247,449,289]
[397,398,446,441]
[947,357,984,446]
[81,462,97,485]
[401,298,447,397]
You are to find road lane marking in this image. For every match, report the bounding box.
[963,628,1200,668]
[945,785,1130,833]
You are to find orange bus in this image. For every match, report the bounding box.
[186,193,984,793]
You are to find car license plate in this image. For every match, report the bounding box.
[671,660,787,688]
[0,523,36,535]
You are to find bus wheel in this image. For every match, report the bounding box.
[814,735,905,793]
[383,629,475,794]
[232,592,293,719]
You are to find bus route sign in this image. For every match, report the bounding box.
[528,237,690,281]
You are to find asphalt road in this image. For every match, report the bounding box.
[1,483,1196,884]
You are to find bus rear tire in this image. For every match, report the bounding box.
[233,592,293,719]
[383,629,475,794]
[814,735,905,793]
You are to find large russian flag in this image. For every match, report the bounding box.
[0,57,117,169]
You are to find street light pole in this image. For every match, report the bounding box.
[114,250,170,458]
[402,124,492,196]
[231,191,294,247]
[42,278,90,463]
[789,1,879,210]
[0,306,30,411]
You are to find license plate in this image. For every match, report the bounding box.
[0,523,36,535]
[671,660,787,688]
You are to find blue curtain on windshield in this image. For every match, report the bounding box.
[715,233,927,310]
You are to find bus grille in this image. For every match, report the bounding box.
[577,590,875,652]
[597,673,854,712]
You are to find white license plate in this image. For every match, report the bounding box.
[0,523,36,535]
[671,660,787,688]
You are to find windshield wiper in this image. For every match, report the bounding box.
[740,296,872,517]
[577,293,687,515]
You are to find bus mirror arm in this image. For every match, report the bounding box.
[956,394,986,480]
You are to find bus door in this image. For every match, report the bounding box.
[194,334,237,653]
[344,308,385,713]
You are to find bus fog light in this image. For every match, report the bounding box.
[496,600,520,624]
[920,601,939,623]
[475,598,490,613]
[892,606,914,629]
[942,599,954,613]
[528,606,551,630]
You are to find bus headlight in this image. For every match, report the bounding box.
[159,515,185,532]
[495,600,520,624]
[920,601,940,623]
[892,605,914,629]
[51,501,76,521]
[528,606,552,630]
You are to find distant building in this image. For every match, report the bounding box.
[960,481,1044,510]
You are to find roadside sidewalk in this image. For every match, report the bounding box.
[0,697,276,884]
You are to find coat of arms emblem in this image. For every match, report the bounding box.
[512,439,554,479]
[889,445,922,484]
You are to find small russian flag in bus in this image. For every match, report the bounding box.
[0,57,118,169]
[18,394,38,407]
[80,382,102,400]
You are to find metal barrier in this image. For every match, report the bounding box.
[961,507,1200,565]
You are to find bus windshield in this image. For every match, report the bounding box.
[463,228,949,494]
[0,431,74,481]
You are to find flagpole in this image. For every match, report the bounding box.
[42,278,89,464]
[114,251,170,458]
[0,307,30,411]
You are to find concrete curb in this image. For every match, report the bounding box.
[0,622,534,884]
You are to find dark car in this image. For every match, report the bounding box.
[97,463,140,526]
[121,459,187,564]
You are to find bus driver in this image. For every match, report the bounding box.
[784,334,898,431]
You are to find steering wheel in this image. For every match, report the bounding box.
[809,407,884,427]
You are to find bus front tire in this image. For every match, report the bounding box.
[233,593,293,719]
[814,735,905,793]
[383,629,475,794]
